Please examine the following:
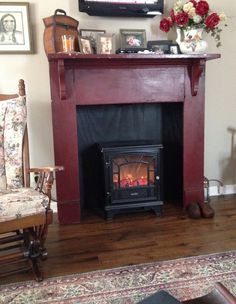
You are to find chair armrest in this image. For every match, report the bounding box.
[28,166,64,208]
[29,166,64,173]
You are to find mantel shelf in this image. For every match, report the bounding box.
[48,53,220,61]
[48,53,220,99]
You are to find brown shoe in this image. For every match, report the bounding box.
[186,203,201,219]
[198,202,215,218]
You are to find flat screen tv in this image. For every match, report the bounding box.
[79,0,164,17]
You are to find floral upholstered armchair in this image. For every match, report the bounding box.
[0,79,63,281]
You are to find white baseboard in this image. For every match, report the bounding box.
[51,201,58,213]
[209,184,236,196]
[49,184,236,213]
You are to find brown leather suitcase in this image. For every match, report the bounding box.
[43,9,79,54]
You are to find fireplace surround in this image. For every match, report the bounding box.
[48,53,220,224]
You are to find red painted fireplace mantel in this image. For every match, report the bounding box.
[47,53,220,224]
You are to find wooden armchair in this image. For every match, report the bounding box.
[183,282,236,304]
[139,283,236,304]
[0,79,63,281]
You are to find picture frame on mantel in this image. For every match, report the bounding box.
[120,29,146,49]
[169,43,181,54]
[96,33,116,54]
[78,36,93,54]
[80,28,106,53]
[0,2,33,54]
[147,40,172,54]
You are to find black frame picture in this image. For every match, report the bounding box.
[147,40,172,54]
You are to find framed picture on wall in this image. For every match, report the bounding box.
[120,29,146,49]
[0,2,33,54]
[96,34,116,54]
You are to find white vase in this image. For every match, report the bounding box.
[176,27,208,55]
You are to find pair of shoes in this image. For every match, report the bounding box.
[186,202,215,219]
[198,202,215,218]
[186,203,201,219]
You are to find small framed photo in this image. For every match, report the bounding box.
[147,40,172,54]
[0,2,33,54]
[79,29,106,52]
[120,29,146,49]
[79,37,93,54]
[169,43,181,55]
[96,34,116,54]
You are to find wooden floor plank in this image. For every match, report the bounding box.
[1,195,236,285]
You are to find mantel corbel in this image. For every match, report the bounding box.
[58,59,66,100]
[189,59,205,96]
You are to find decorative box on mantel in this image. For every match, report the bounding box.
[47,53,220,224]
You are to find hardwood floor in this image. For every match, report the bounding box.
[1,195,236,285]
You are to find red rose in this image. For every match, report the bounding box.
[160,18,172,32]
[205,13,220,29]
[175,12,189,27]
[170,9,175,22]
[196,0,209,16]
[190,0,197,7]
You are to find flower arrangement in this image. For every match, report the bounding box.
[160,0,227,47]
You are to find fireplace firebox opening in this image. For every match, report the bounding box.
[77,103,183,220]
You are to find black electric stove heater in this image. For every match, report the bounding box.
[98,142,163,220]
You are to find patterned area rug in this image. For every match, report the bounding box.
[1,251,236,304]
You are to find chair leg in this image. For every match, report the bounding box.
[30,253,43,282]
[23,225,49,281]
